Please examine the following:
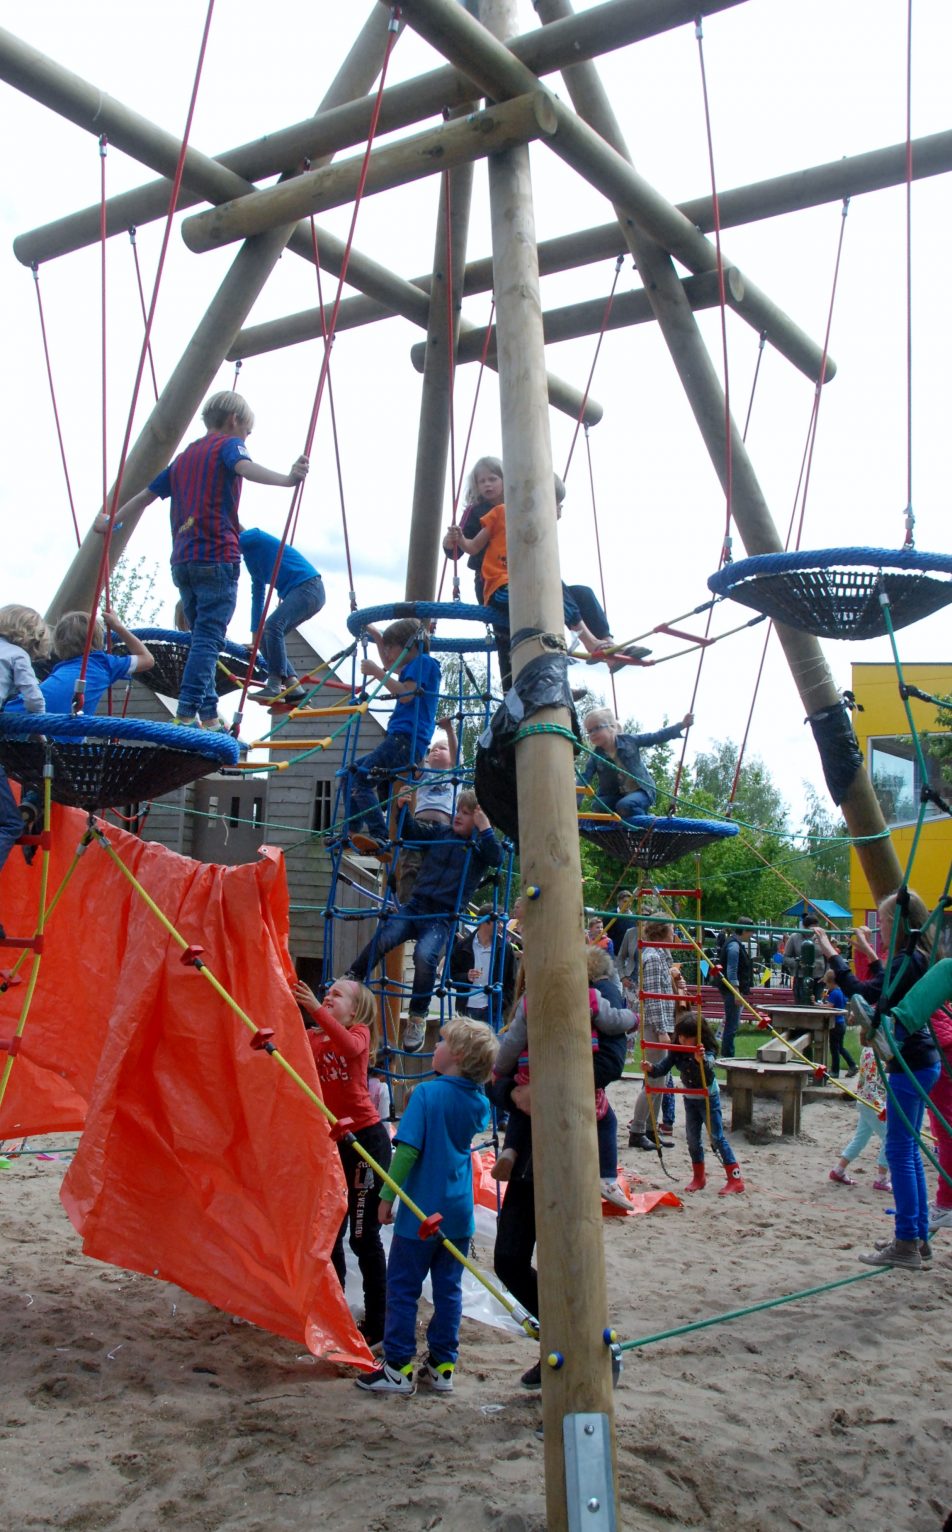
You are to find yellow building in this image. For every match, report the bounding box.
[849,661,952,928]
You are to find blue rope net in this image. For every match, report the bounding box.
[707,548,952,640]
[113,628,269,698]
[0,712,239,811]
[578,814,738,868]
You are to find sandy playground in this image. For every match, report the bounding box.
[1,1081,950,1532]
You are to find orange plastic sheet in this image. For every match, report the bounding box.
[470,1150,683,1219]
[0,806,372,1369]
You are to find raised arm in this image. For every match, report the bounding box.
[103,611,155,673]
[93,487,156,534]
[235,454,309,489]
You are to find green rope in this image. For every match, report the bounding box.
[616,1268,889,1353]
[514,722,579,745]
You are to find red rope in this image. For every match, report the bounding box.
[437,297,495,602]
[128,227,160,402]
[443,168,458,521]
[30,265,81,548]
[562,254,623,485]
[310,217,356,606]
[695,19,733,567]
[83,0,217,706]
[234,7,401,719]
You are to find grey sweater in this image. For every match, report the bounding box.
[0,637,44,713]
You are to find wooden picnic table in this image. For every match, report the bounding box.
[719,1059,817,1136]
[757,1003,835,1071]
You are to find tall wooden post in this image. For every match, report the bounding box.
[480,3,619,1527]
[45,5,395,621]
[533,0,900,903]
[405,144,475,600]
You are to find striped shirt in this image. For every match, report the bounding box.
[150,433,250,564]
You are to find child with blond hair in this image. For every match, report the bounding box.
[356,1018,498,1396]
[0,605,50,935]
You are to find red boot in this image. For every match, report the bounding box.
[684,1163,706,1193]
[718,1162,745,1196]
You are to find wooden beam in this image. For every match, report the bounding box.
[181,94,557,254]
[44,8,396,621]
[479,2,619,1525]
[11,0,745,265]
[389,0,833,383]
[534,0,901,900]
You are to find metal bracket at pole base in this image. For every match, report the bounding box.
[563,1413,616,1531]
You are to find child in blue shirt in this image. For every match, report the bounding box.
[821,968,857,1078]
[96,391,308,727]
[355,1017,499,1396]
[346,618,441,845]
[238,526,325,703]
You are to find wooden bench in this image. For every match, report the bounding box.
[758,1004,834,1071]
[719,1059,816,1135]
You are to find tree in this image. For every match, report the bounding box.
[106,555,163,627]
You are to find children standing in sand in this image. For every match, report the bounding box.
[828,1023,891,1193]
[356,1018,498,1396]
[292,976,392,1349]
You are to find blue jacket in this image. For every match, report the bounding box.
[401,815,501,913]
[239,528,320,632]
[581,723,685,810]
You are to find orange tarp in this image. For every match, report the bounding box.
[0,806,371,1368]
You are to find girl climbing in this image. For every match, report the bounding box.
[292,976,392,1348]
[645,1014,745,1195]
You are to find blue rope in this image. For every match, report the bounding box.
[708,546,952,597]
[129,627,260,663]
[0,711,239,765]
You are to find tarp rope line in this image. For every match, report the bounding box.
[307,215,357,610]
[81,0,218,709]
[0,772,54,1116]
[29,264,81,548]
[617,1268,889,1354]
[233,6,402,728]
[438,297,496,603]
[726,197,851,812]
[89,823,538,1341]
[128,227,160,403]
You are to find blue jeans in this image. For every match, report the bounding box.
[721,993,741,1058]
[684,1092,736,1167]
[885,1063,941,1241]
[348,732,415,839]
[172,560,240,720]
[841,1102,887,1169]
[829,1018,856,1075]
[350,902,453,1017]
[614,789,652,821]
[0,773,23,878]
[562,584,610,639]
[598,1102,617,1178]
[384,1231,470,1368]
[262,575,325,682]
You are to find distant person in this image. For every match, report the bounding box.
[0,605,50,936]
[586,916,614,956]
[96,390,308,727]
[828,1015,891,1193]
[714,921,754,1059]
[448,905,516,1027]
[821,967,857,1078]
[782,911,826,1002]
[238,525,325,703]
[628,918,677,1149]
[645,1015,744,1195]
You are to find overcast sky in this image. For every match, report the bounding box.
[1,0,949,826]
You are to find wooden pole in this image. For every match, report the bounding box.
[181,94,556,254]
[11,0,745,266]
[405,133,475,600]
[476,2,619,1526]
[533,0,901,902]
[44,7,396,621]
[383,0,832,383]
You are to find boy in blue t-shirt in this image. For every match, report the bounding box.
[238,525,325,703]
[356,1018,499,1396]
[822,967,858,1078]
[346,618,441,844]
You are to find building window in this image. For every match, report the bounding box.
[313,779,333,833]
[868,732,949,828]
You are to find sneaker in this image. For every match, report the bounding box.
[600,1178,634,1210]
[418,1354,455,1393]
[520,1359,542,1390]
[918,1239,933,1269]
[354,1360,416,1395]
[928,1204,952,1233]
[844,1065,859,1078]
[858,1238,922,1271]
[872,1177,892,1193]
[283,687,308,705]
[829,1167,856,1186]
[350,833,389,858]
[173,714,199,727]
[254,681,285,703]
[402,1016,427,1054]
[628,1132,655,1151]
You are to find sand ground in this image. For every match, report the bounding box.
[2,1084,950,1532]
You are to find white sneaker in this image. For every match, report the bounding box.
[418,1354,455,1393]
[929,1204,952,1233]
[600,1178,633,1210]
[354,1360,416,1396]
[402,1016,427,1054]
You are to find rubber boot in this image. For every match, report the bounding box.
[718,1162,745,1196]
[684,1163,706,1193]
